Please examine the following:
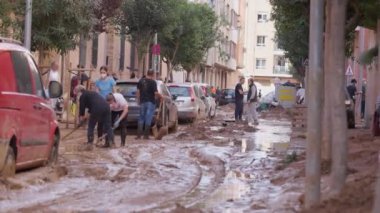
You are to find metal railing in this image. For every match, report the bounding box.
[273,65,290,74]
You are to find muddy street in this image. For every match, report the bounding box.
[0,107,295,212]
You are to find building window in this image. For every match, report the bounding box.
[274,42,282,51]
[208,0,215,7]
[231,9,238,28]
[258,13,268,23]
[230,41,237,59]
[277,56,286,66]
[257,36,266,46]
[256,58,266,69]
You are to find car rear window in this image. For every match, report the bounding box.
[168,86,191,97]
[117,83,137,98]
[223,89,234,96]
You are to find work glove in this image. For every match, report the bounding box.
[113,118,121,129]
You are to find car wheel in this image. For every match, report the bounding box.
[0,147,16,177]
[48,133,59,165]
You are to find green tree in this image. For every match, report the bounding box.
[0,0,14,36]
[159,1,218,82]
[117,0,177,77]
[11,0,93,55]
[174,3,218,81]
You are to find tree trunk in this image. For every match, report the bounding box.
[78,34,87,67]
[119,31,126,72]
[373,19,380,213]
[166,61,172,82]
[305,0,324,208]
[322,0,332,161]
[366,64,376,129]
[329,0,348,195]
[186,70,191,82]
[137,56,144,78]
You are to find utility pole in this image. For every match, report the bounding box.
[152,32,160,79]
[305,0,324,208]
[24,0,32,50]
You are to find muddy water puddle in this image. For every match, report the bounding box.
[187,118,293,212]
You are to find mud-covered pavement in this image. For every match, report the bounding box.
[0,106,297,212]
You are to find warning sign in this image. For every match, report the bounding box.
[345,65,353,76]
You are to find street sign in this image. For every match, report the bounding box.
[152,44,161,55]
[345,65,353,76]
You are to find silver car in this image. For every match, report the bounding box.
[168,83,207,122]
[116,79,179,131]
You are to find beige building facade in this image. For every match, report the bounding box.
[54,0,246,92]
[243,0,294,95]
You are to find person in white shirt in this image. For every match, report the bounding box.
[246,78,259,125]
[296,86,305,104]
[106,93,129,146]
[47,62,60,109]
[48,62,60,83]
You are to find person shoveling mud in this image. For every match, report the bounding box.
[75,85,114,150]
[106,92,129,146]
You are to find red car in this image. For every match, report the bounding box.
[0,38,62,177]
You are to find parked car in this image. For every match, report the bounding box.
[0,38,63,177]
[195,83,217,118]
[167,83,207,122]
[219,89,235,106]
[257,91,279,111]
[116,79,178,132]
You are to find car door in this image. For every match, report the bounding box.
[159,84,177,127]
[10,51,48,161]
[25,54,51,159]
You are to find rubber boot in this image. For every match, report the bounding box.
[136,123,143,140]
[143,126,150,140]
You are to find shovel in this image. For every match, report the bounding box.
[152,101,168,140]
[61,119,87,141]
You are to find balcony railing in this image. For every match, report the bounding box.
[273,65,291,74]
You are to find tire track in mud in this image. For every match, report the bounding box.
[151,146,228,212]
[0,143,205,212]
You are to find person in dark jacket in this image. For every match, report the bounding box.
[76,85,114,150]
[235,77,245,122]
[347,79,358,104]
[136,70,162,139]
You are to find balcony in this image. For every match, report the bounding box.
[273,65,291,75]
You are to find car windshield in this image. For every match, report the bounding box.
[168,86,190,97]
[117,83,137,98]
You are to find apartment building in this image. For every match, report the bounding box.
[243,0,295,95]
[48,0,245,91]
[184,0,244,88]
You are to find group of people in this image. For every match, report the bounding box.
[234,76,259,126]
[73,68,160,151]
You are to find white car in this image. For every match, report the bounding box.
[167,83,207,122]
